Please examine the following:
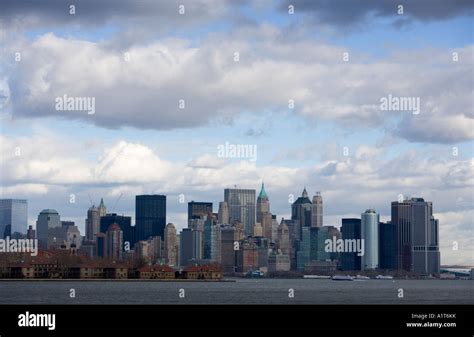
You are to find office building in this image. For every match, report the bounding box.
[85,205,100,242]
[361,209,380,270]
[379,221,397,270]
[188,201,212,221]
[179,228,193,267]
[100,213,134,248]
[36,209,61,249]
[220,225,236,273]
[164,223,178,266]
[391,198,440,274]
[311,192,323,228]
[224,188,256,236]
[341,218,361,271]
[291,188,312,236]
[218,201,229,224]
[105,223,123,260]
[0,199,28,238]
[136,195,166,241]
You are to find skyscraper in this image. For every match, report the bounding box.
[220,225,236,273]
[291,188,312,237]
[341,218,361,271]
[379,221,397,270]
[311,192,323,228]
[224,188,256,236]
[105,223,123,260]
[164,223,178,266]
[188,201,213,221]
[391,198,440,274]
[136,195,166,241]
[0,199,28,238]
[179,228,193,267]
[85,205,100,242]
[100,213,134,248]
[217,201,229,224]
[361,209,380,270]
[36,209,61,249]
[256,183,272,239]
[192,229,203,260]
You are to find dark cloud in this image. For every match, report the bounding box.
[281,0,473,26]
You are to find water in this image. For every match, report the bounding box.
[0,279,472,304]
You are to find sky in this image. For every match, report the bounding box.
[0,0,473,265]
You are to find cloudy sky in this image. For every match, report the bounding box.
[0,0,472,265]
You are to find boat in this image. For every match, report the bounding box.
[245,270,264,278]
[331,275,354,281]
[375,275,394,280]
[303,275,331,279]
[355,275,370,280]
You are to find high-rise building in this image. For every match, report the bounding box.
[256,183,272,239]
[296,227,311,272]
[188,201,213,221]
[311,192,323,228]
[36,209,61,249]
[217,201,229,224]
[379,221,397,270]
[291,188,312,237]
[85,205,100,242]
[224,188,256,237]
[164,223,178,266]
[192,229,203,260]
[253,222,263,237]
[256,182,270,221]
[391,198,440,274]
[105,223,123,260]
[341,218,361,271]
[136,195,166,241]
[100,213,134,248]
[276,223,290,256]
[179,228,193,267]
[220,225,236,273]
[0,199,28,238]
[361,209,380,270]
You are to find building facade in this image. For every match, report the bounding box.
[136,195,166,241]
[224,188,256,237]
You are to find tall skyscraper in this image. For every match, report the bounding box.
[105,223,123,260]
[179,228,193,266]
[26,225,36,240]
[85,205,100,242]
[136,195,166,241]
[188,201,213,221]
[341,218,361,271]
[224,188,256,236]
[36,209,61,249]
[218,201,229,224]
[311,192,323,228]
[192,229,203,260]
[164,223,178,266]
[361,209,380,270]
[256,183,272,239]
[220,225,236,273]
[391,198,440,274]
[256,182,269,221]
[100,213,134,248]
[276,223,290,256]
[379,221,397,270]
[0,199,28,238]
[291,188,312,237]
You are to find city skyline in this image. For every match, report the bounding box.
[0,1,472,268]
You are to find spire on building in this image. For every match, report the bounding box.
[302,187,308,198]
[258,182,268,200]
